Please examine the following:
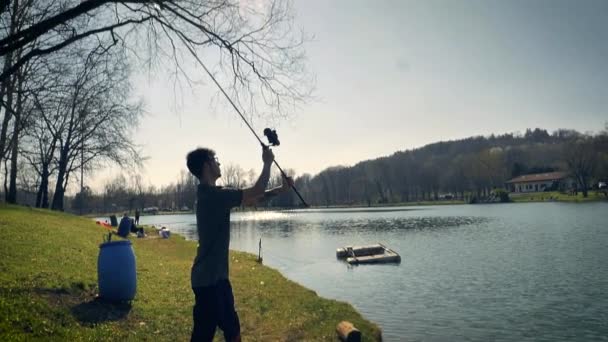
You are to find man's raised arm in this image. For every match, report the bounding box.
[242,148,274,206]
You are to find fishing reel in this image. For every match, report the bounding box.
[263,128,280,146]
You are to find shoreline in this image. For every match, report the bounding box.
[86,190,607,218]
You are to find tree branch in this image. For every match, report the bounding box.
[1,16,153,82]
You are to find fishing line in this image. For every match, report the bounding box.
[182,43,308,207]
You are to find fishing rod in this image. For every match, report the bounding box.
[186,47,309,207]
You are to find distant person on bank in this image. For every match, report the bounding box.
[135,209,140,225]
[186,147,293,342]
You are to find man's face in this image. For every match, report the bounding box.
[204,155,221,179]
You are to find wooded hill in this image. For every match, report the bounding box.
[9,127,606,213]
[278,127,608,207]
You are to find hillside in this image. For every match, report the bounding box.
[283,128,608,206]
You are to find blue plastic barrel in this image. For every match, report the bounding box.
[98,240,137,301]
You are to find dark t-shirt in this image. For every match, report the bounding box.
[191,184,243,287]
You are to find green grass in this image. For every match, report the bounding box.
[0,204,381,341]
[509,190,607,203]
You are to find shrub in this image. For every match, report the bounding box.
[494,188,511,203]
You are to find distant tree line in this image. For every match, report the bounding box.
[23,126,604,214]
[288,127,607,206]
[62,165,294,214]
[70,172,199,215]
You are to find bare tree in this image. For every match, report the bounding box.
[246,168,256,186]
[0,0,21,167]
[1,0,312,207]
[1,0,313,117]
[175,169,197,209]
[21,84,62,208]
[4,66,22,202]
[221,163,245,188]
[47,44,143,210]
[102,174,129,211]
[4,43,49,203]
[2,0,76,203]
[564,137,597,198]
[130,173,147,210]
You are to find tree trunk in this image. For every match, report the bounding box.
[36,164,49,208]
[35,181,42,207]
[375,180,385,203]
[2,158,7,194]
[6,68,23,204]
[51,173,65,210]
[6,129,18,203]
[0,0,19,167]
[581,177,588,198]
[0,96,12,165]
[0,73,13,169]
[51,149,69,211]
[402,188,409,202]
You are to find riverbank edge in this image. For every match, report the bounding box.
[0,204,382,341]
[85,190,607,218]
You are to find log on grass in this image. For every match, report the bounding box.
[336,321,361,342]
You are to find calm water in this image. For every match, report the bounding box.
[125,202,608,341]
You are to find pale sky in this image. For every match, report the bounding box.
[90,0,608,192]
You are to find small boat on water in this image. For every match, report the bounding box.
[336,243,401,265]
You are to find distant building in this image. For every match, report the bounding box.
[143,206,159,214]
[506,171,576,193]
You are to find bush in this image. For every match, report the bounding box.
[494,188,511,203]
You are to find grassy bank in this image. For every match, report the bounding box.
[0,204,381,341]
[509,190,607,203]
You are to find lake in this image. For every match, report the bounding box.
[126,202,608,341]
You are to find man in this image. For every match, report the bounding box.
[134,209,140,225]
[186,146,293,342]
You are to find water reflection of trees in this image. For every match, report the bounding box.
[229,215,490,239]
[147,214,490,241]
[232,220,302,238]
[321,216,489,235]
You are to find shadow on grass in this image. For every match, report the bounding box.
[21,282,132,326]
[0,282,131,330]
[71,298,132,325]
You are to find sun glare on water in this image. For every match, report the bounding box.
[232,211,289,222]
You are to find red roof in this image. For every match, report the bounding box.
[506,171,569,184]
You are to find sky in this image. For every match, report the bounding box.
[90,0,608,192]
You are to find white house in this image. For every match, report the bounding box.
[505,171,576,193]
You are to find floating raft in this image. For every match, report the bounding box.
[336,243,401,265]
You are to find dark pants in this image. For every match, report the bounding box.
[191,279,240,342]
